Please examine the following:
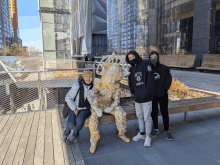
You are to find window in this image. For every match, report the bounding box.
[167,23,170,33]
[171,21,175,33]
[176,21,180,32]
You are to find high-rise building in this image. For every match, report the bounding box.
[71,0,108,56]
[0,0,12,51]
[107,0,220,68]
[38,0,71,59]
[9,0,19,38]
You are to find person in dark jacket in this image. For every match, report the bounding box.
[148,51,173,140]
[85,55,88,61]
[126,50,155,147]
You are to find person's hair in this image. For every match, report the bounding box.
[83,69,94,76]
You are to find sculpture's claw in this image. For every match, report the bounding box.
[118,132,130,143]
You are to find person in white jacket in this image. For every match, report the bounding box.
[61,69,94,144]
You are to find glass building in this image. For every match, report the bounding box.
[0,0,12,51]
[107,0,220,68]
[39,0,71,59]
[71,0,107,56]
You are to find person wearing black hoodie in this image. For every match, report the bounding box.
[126,50,155,147]
[148,51,173,141]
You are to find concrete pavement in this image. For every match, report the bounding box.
[76,70,220,165]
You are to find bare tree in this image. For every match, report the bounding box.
[0,45,10,56]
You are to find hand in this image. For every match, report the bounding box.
[104,107,113,113]
[96,108,103,117]
[73,108,78,116]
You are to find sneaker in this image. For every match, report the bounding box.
[132,132,146,141]
[150,129,159,138]
[61,134,68,143]
[66,130,77,145]
[144,136,151,147]
[164,131,173,141]
[61,129,70,143]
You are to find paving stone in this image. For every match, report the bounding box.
[77,70,220,165]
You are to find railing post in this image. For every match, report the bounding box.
[38,71,42,111]
[184,112,188,122]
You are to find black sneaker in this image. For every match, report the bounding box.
[164,131,173,141]
[150,129,159,137]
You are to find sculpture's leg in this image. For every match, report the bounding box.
[89,110,100,153]
[111,106,130,143]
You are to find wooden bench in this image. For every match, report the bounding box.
[159,55,196,69]
[84,88,220,127]
[196,54,220,71]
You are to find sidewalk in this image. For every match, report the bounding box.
[76,70,220,165]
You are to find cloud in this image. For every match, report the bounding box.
[20,27,43,51]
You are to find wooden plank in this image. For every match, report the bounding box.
[159,55,165,64]
[12,112,34,165]
[0,114,16,147]
[52,109,65,165]
[85,94,220,126]
[57,109,76,165]
[168,65,191,68]
[44,110,55,165]
[163,56,172,65]
[169,100,220,114]
[23,111,40,165]
[2,113,28,165]
[212,63,220,67]
[197,67,220,71]
[0,115,5,123]
[176,56,186,66]
[169,55,178,66]
[0,115,10,134]
[34,111,45,165]
[0,114,22,164]
[184,55,196,67]
[201,55,215,67]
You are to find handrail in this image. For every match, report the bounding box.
[0,60,17,82]
[0,68,96,74]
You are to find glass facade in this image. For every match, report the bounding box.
[107,0,220,60]
[39,0,71,59]
[210,0,220,54]
[0,0,12,50]
[92,34,107,56]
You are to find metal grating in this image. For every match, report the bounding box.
[0,68,96,115]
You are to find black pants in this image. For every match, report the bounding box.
[151,93,169,131]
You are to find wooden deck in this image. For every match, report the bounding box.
[0,109,83,165]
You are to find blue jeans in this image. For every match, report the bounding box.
[64,109,91,137]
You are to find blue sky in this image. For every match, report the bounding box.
[18,0,42,51]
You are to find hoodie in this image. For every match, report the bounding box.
[125,50,155,103]
[148,51,172,97]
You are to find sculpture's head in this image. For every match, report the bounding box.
[96,52,130,82]
[102,63,123,84]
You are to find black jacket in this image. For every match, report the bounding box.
[149,51,172,97]
[126,50,155,103]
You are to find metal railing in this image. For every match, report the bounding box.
[0,68,131,115]
[0,56,97,71]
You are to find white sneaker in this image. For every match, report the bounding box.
[144,136,151,147]
[132,132,146,141]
